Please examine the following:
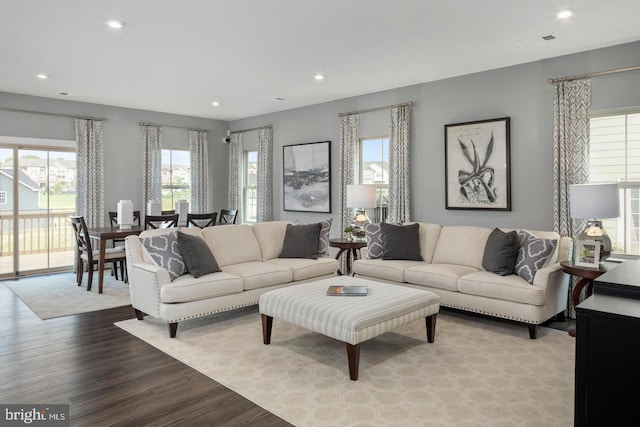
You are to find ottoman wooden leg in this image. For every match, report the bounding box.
[262,314,273,345]
[425,314,437,343]
[346,343,361,381]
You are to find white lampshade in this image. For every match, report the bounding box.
[569,183,620,219]
[346,184,377,208]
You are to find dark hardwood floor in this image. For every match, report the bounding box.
[0,282,292,427]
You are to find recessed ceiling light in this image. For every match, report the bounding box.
[314,74,324,81]
[106,20,125,29]
[36,73,49,79]
[211,101,220,107]
[557,9,574,19]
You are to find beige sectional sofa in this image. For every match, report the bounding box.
[125,221,338,337]
[353,224,572,339]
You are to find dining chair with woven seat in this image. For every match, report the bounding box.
[69,215,127,292]
[144,213,179,230]
[219,209,238,224]
[186,212,218,228]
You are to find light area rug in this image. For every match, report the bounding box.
[5,272,131,320]
[115,307,575,427]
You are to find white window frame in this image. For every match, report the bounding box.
[359,136,389,223]
[589,108,640,256]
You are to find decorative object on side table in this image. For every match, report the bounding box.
[569,183,620,261]
[117,200,134,229]
[575,239,600,268]
[283,141,331,213]
[343,226,354,241]
[445,117,511,211]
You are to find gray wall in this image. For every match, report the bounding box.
[231,41,640,233]
[0,93,229,222]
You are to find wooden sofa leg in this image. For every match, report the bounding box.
[168,322,178,338]
[528,324,537,339]
[134,308,145,320]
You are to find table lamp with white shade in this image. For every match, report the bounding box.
[346,184,378,230]
[569,183,620,260]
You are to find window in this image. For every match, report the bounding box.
[360,137,389,222]
[244,151,257,223]
[0,191,6,204]
[589,110,640,255]
[161,149,191,211]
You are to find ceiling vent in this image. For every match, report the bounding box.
[517,33,557,47]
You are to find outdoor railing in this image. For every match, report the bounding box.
[0,210,75,256]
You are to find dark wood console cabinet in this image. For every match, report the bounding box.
[575,260,640,426]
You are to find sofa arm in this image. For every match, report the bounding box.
[128,261,171,318]
[531,262,565,289]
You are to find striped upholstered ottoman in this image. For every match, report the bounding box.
[259,276,440,380]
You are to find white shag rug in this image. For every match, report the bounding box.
[115,307,574,426]
[5,272,131,319]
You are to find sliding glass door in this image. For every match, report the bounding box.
[0,145,76,277]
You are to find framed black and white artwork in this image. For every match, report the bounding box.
[283,141,331,213]
[445,117,511,210]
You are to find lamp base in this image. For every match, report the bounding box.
[578,220,612,262]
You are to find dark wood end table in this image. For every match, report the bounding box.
[560,260,609,337]
[329,238,367,276]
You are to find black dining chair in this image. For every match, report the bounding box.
[186,212,218,228]
[69,215,127,291]
[161,210,176,215]
[108,210,141,280]
[144,213,179,230]
[219,209,238,224]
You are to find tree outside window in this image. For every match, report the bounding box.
[161,149,191,211]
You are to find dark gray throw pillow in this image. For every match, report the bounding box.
[482,228,519,276]
[279,223,322,259]
[381,223,423,261]
[177,231,221,278]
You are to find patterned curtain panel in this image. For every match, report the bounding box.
[141,125,163,218]
[227,132,243,223]
[189,130,209,214]
[256,126,273,222]
[387,105,412,223]
[552,79,591,317]
[75,119,105,228]
[339,114,360,234]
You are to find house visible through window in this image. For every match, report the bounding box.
[161,149,191,211]
[244,151,257,223]
[0,191,6,204]
[360,137,389,223]
[589,110,640,255]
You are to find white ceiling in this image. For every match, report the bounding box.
[2,1,640,121]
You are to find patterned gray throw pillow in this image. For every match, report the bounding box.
[514,230,557,284]
[364,223,385,259]
[317,218,332,256]
[140,230,186,281]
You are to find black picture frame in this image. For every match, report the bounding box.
[445,117,511,210]
[283,141,331,213]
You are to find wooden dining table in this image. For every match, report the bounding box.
[87,225,145,294]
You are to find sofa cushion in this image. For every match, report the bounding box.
[202,224,262,267]
[458,271,546,306]
[178,231,221,278]
[515,231,557,284]
[404,263,478,292]
[140,230,186,281]
[353,259,424,282]
[416,222,442,263]
[267,257,338,281]
[381,223,423,260]
[252,221,291,261]
[279,223,322,259]
[432,226,492,269]
[482,228,519,276]
[222,261,293,291]
[160,271,243,303]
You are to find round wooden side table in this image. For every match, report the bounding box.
[560,260,609,337]
[329,238,367,276]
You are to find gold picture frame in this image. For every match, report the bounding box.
[575,239,600,268]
